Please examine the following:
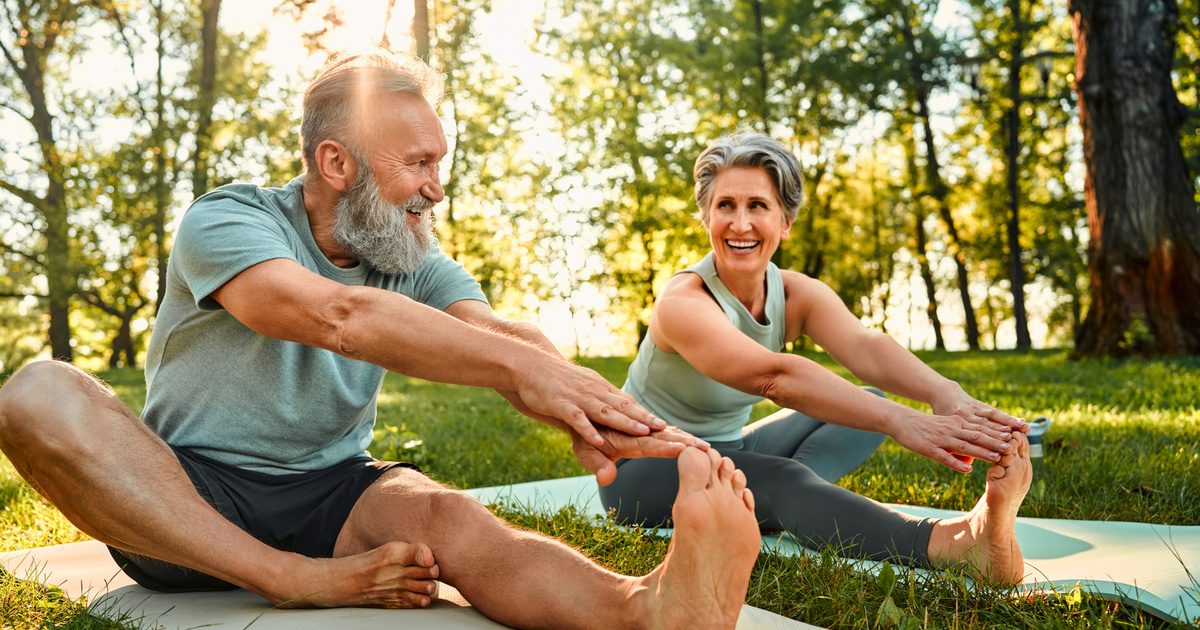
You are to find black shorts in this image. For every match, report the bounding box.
[107,445,413,592]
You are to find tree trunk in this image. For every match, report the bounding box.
[897,1,982,349]
[1005,0,1032,350]
[1071,0,1200,356]
[153,0,170,313]
[192,0,220,197]
[5,9,76,361]
[413,0,430,60]
[109,314,136,369]
[906,130,945,350]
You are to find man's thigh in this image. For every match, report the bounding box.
[111,447,408,591]
[333,466,500,559]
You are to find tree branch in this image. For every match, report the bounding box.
[103,1,152,123]
[0,174,43,208]
[0,290,46,299]
[80,289,122,317]
[0,98,32,123]
[0,236,41,265]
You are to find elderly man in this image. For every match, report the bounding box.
[0,52,760,629]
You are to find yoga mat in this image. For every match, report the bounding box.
[466,475,1200,625]
[0,540,812,629]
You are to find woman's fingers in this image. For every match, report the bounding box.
[978,407,1030,432]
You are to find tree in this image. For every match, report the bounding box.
[891,0,983,350]
[0,0,86,361]
[1070,0,1200,356]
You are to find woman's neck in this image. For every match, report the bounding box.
[713,258,769,318]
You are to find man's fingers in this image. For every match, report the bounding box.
[554,402,605,446]
[587,399,651,436]
[608,393,667,430]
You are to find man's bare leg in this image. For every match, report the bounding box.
[0,360,435,607]
[335,447,759,629]
[926,431,1032,585]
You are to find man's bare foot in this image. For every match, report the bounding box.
[929,431,1032,585]
[267,541,441,609]
[630,447,760,630]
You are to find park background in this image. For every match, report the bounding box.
[0,0,1197,369]
[1,1,1199,628]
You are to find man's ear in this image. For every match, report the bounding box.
[314,140,358,193]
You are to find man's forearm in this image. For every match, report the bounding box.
[334,285,544,390]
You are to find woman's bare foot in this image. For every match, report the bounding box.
[267,541,441,609]
[630,447,760,629]
[928,431,1032,585]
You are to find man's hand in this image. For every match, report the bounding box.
[496,388,708,485]
[507,359,668,447]
[888,408,1019,473]
[571,425,705,486]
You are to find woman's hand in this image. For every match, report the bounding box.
[930,386,1029,434]
[888,408,1019,473]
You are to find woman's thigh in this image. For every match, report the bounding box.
[597,457,680,527]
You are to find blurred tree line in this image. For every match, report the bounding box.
[0,0,1196,374]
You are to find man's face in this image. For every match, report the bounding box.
[332,93,449,275]
[332,159,437,275]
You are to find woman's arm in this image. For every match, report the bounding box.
[790,272,1028,433]
[653,275,1012,472]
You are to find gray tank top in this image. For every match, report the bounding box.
[622,252,788,442]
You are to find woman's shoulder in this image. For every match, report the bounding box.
[661,268,708,298]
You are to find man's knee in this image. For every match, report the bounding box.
[0,360,108,452]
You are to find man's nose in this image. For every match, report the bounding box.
[421,174,444,203]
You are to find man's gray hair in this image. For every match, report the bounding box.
[301,50,445,172]
[693,133,804,225]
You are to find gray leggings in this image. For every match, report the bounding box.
[599,391,936,566]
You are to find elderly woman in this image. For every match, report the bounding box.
[599,132,1034,583]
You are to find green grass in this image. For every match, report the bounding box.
[2,350,1198,628]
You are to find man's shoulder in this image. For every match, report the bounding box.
[182,179,303,225]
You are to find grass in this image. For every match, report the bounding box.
[2,349,1198,628]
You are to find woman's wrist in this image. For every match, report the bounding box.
[928,380,968,412]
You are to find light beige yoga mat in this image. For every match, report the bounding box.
[0,540,812,629]
[466,475,1200,625]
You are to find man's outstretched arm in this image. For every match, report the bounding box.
[443,299,708,486]
[211,258,661,447]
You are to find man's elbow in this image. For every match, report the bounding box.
[315,285,365,358]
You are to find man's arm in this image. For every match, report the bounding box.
[444,299,706,486]
[211,258,661,446]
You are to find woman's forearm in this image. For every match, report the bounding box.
[846,333,963,405]
[759,354,923,438]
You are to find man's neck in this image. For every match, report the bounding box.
[301,176,359,268]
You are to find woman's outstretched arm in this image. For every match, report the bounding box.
[653,273,1015,472]
[787,272,1028,434]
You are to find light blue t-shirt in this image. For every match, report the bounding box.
[142,177,487,474]
[622,253,787,442]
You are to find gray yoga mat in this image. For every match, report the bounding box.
[0,539,810,629]
[466,475,1200,625]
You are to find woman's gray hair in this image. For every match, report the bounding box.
[693,133,804,225]
[301,50,445,172]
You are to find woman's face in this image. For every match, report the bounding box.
[705,167,792,275]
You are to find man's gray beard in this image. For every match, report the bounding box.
[332,165,437,276]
